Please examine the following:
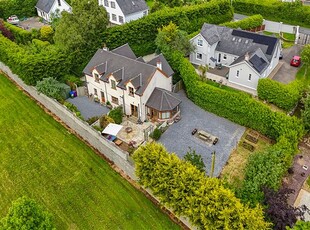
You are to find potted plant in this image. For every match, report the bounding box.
[106,101,112,109]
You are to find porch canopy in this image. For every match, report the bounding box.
[146,87,181,112]
[102,123,123,136]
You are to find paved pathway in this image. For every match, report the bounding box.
[159,90,245,177]
[67,96,110,120]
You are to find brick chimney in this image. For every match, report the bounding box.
[156,59,162,70]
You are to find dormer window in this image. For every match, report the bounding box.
[111,79,116,89]
[129,87,134,97]
[104,0,108,6]
[197,39,203,46]
[111,1,115,8]
[58,0,61,6]
[94,73,100,83]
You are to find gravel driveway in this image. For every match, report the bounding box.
[66,96,110,120]
[159,91,245,177]
[272,45,302,84]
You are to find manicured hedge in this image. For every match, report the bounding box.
[3,22,37,44]
[163,49,304,206]
[221,14,263,30]
[0,34,70,85]
[257,78,304,111]
[133,142,271,229]
[233,0,310,28]
[102,0,233,56]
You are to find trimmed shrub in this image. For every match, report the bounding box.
[108,107,123,124]
[221,14,263,30]
[39,25,54,43]
[257,78,304,111]
[99,115,114,129]
[150,128,162,140]
[102,0,233,56]
[133,142,271,229]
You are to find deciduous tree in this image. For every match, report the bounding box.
[0,196,55,230]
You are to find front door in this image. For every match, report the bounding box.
[151,109,158,120]
[101,91,105,103]
[131,104,138,117]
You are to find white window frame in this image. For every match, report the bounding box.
[161,112,170,119]
[248,74,252,81]
[94,73,100,83]
[111,80,116,89]
[128,86,134,97]
[119,16,124,24]
[111,96,119,105]
[112,14,117,21]
[111,1,116,8]
[196,53,202,60]
[94,88,98,96]
[197,39,203,47]
[104,0,109,7]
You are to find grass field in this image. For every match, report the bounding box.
[0,74,180,230]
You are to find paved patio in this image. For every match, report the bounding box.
[66,96,110,120]
[159,90,245,177]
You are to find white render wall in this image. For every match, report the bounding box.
[214,51,239,66]
[37,0,71,22]
[190,35,209,66]
[99,0,125,25]
[228,63,261,90]
[264,19,297,34]
[86,69,171,121]
[125,10,148,23]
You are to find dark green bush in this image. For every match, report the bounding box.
[233,0,310,28]
[108,107,123,124]
[102,0,233,56]
[150,128,162,140]
[86,116,100,125]
[220,14,263,29]
[257,78,304,111]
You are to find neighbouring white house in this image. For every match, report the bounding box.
[35,0,71,22]
[83,44,181,122]
[190,23,281,91]
[98,0,149,25]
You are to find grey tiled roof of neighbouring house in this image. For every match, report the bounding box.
[116,0,148,16]
[199,23,279,63]
[146,88,181,112]
[136,57,145,63]
[111,43,137,60]
[36,0,55,13]
[83,47,171,96]
[147,54,174,77]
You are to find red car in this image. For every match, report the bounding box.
[290,56,301,67]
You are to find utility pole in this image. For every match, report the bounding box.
[210,151,216,178]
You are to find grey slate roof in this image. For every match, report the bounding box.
[116,0,148,16]
[83,45,172,96]
[147,54,174,77]
[199,23,279,63]
[146,88,181,112]
[111,43,137,59]
[36,0,55,13]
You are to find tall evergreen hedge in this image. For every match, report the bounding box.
[3,22,37,44]
[221,14,263,30]
[0,34,70,85]
[102,0,233,56]
[133,142,271,229]
[233,0,310,27]
[257,78,304,112]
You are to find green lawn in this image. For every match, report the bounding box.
[263,31,295,49]
[0,75,180,230]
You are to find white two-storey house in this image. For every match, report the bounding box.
[36,0,71,22]
[83,44,181,122]
[190,23,281,91]
[98,0,148,25]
